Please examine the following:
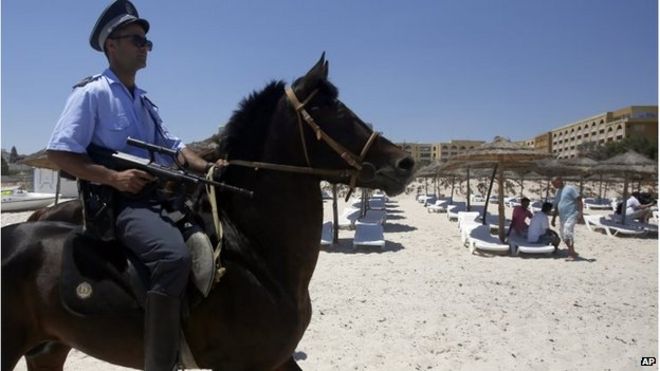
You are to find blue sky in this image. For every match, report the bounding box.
[2,0,658,154]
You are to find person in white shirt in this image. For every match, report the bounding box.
[625,192,654,223]
[528,202,560,248]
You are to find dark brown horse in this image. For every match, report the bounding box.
[2,55,414,371]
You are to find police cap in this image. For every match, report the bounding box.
[89,0,150,52]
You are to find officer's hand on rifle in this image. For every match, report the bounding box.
[110,169,156,194]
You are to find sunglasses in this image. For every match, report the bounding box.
[109,34,153,51]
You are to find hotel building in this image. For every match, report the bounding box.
[549,106,657,159]
[398,140,485,165]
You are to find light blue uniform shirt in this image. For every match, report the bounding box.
[47,68,184,166]
[553,184,580,219]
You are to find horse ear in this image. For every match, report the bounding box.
[293,53,328,94]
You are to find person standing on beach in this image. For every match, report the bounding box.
[550,176,583,260]
[45,1,221,369]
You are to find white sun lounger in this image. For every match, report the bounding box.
[353,221,386,249]
[359,209,387,225]
[583,215,648,237]
[507,236,556,256]
[467,225,511,254]
[427,199,450,213]
[338,207,361,230]
[584,198,613,210]
[457,211,481,246]
[446,202,467,221]
[368,198,386,210]
[320,221,333,246]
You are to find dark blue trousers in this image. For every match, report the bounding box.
[115,198,191,298]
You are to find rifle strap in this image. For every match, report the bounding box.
[206,166,226,282]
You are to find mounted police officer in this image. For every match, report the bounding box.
[46,1,221,370]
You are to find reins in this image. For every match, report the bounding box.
[204,85,378,285]
[223,85,380,197]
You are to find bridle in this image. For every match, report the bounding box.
[226,85,380,198]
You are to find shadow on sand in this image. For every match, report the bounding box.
[383,223,417,233]
[471,248,596,262]
[320,238,405,254]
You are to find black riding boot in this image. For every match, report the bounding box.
[144,291,181,371]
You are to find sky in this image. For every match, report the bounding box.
[2,0,658,154]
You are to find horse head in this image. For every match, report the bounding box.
[273,53,415,196]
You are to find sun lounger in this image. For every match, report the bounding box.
[353,221,386,249]
[583,215,648,237]
[359,209,387,225]
[457,211,481,246]
[417,194,437,205]
[368,198,386,210]
[607,214,658,233]
[372,190,388,201]
[338,207,361,230]
[583,198,613,210]
[320,221,333,246]
[467,225,511,254]
[446,202,467,221]
[507,236,556,256]
[504,197,520,208]
[427,199,450,213]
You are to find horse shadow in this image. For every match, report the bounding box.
[320,238,405,254]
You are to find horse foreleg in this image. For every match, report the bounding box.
[24,342,71,371]
[273,356,302,371]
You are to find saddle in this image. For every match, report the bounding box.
[60,224,216,317]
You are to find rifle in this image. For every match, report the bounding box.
[87,137,253,198]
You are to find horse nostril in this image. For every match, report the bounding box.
[396,156,415,173]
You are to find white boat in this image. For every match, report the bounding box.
[1,187,57,212]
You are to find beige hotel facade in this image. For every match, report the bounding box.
[544,105,657,159]
[400,105,657,165]
[398,140,485,166]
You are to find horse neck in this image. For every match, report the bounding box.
[222,140,323,299]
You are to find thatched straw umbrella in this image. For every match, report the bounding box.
[560,157,598,196]
[451,137,552,242]
[534,157,598,201]
[592,151,657,225]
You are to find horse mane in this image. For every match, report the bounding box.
[216,81,286,161]
[215,78,340,161]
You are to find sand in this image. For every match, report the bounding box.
[2,190,657,370]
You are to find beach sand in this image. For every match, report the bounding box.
[2,191,657,370]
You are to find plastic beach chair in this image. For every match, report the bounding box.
[507,235,556,256]
[446,202,467,221]
[320,221,333,246]
[583,215,648,237]
[338,207,361,230]
[427,199,450,213]
[583,198,614,211]
[353,221,386,249]
[467,225,511,254]
[359,209,387,225]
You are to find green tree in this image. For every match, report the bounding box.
[1,156,8,174]
[9,146,18,163]
[579,135,657,161]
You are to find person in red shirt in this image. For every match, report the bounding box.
[509,197,533,238]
